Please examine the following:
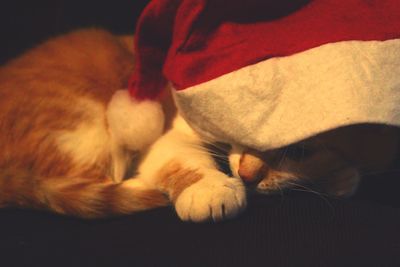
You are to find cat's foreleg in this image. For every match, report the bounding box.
[136,116,247,222]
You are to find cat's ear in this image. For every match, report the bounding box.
[106,90,165,151]
[317,167,361,198]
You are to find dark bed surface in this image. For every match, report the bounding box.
[1,189,400,267]
[1,1,400,266]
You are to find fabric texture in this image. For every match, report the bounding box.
[2,190,400,267]
[129,0,400,150]
[175,39,400,150]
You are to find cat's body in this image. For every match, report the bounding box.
[0,29,246,221]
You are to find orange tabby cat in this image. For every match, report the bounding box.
[230,124,399,197]
[0,29,246,221]
[6,28,388,221]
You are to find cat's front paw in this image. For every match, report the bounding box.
[175,174,246,222]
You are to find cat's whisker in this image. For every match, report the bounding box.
[207,145,231,153]
[275,183,285,203]
[299,143,306,162]
[183,144,230,162]
[285,181,334,210]
[199,151,229,161]
[184,142,221,152]
[316,139,331,154]
[286,181,327,196]
[361,168,400,176]
[200,140,231,152]
[277,147,289,169]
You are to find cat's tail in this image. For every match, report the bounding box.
[0,168,169,218]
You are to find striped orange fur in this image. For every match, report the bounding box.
[0,29,247,221]
[0,29,172,218]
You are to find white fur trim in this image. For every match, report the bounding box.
[106,90,164,151]
[174,39,400,150]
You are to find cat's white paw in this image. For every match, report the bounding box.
[175,174,246,222]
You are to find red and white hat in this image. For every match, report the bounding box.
[128,0,400,150]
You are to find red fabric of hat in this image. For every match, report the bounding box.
[129,0,400,100]
[128,0,400,151]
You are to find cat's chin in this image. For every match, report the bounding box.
[255,188,281,195]
[253,181,287,195]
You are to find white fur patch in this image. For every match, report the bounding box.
[136,114,217,185]
[56,97,110,168]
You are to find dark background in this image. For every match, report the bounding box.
[0,0,149,64]
[1,1,400,266]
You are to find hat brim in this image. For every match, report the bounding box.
[174,39,400,150]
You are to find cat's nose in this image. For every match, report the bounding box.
[238,166,268,184]
[238,152,268,184]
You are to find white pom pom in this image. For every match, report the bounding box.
[106,90,164,151]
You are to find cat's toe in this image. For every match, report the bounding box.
[175,175,246,222]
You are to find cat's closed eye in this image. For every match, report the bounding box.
[284,144,315,161]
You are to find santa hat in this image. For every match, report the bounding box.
[128,0,400,151]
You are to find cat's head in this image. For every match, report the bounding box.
[228,124,399,198]
[229,144,360,197]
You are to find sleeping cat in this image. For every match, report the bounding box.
[0,28,246,222]
[230,124,399,197]
[2,29,396,223]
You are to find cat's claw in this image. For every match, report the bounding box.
[175,174,246,222]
